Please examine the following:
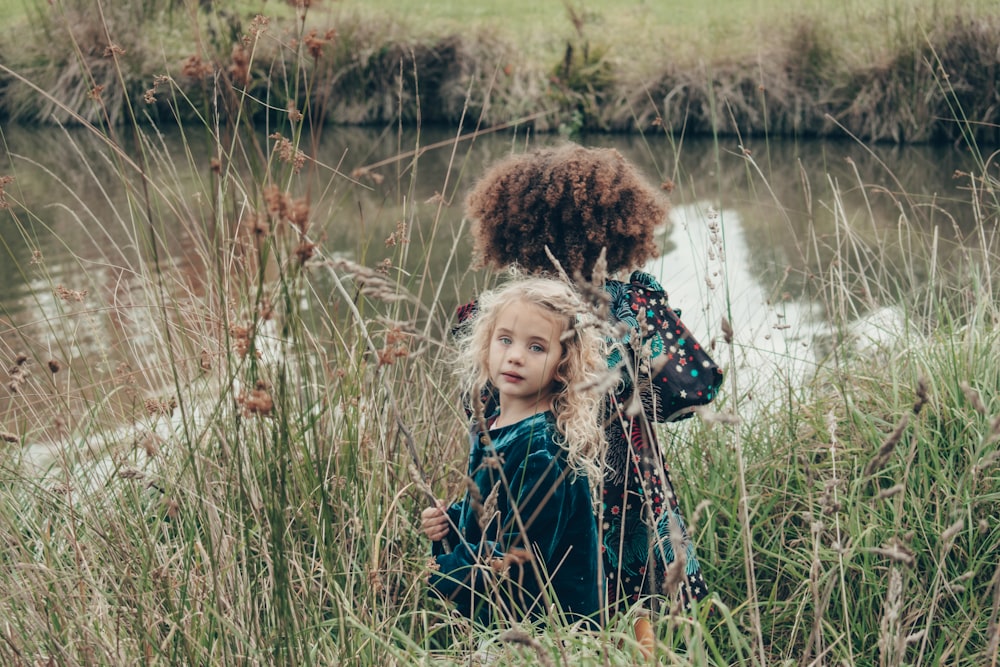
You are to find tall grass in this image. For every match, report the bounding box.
[1,2,998,666]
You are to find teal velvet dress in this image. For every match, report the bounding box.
[428,411,601,628]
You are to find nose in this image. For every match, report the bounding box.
[505,344,525,365]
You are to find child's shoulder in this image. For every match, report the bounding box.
[626,270,665,292]
[605,270,665,297]
[605,271,668,323]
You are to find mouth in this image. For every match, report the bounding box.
[501,372,524,382]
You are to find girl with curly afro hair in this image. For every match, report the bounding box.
[461,143,724,651]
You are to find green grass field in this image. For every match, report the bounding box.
[322,0,998,63]
[5,0,995,65]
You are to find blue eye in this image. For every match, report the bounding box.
[529,343,545,353]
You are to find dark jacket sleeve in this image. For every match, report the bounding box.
[428,449,569,601]
[428,536,504,601]
[429,496,504,601]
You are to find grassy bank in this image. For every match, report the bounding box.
[2,119,998,664]
[1,0,1000,143]
[1,2,998,666]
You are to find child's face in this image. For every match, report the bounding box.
[487,301,565,414]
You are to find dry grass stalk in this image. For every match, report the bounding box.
[960,381,988,414]
[974,449,1000,481]
[329,257,413,304]
[269,133,306,172]
[54,285,88,302]
[986,561,1000,665]
[864,413,910,477]
[407,461,435,502]
[498,629,554,667]
[471,390,493,451]
[465,476,485,525]
[230,324,254,359]
[578,364,623,397]
[238,380,274,417]
[989,414,1000,444]
[688,499,712,539]
[872,538,915,567]
[806,516,825,662]
[661,508,688,600]
[939,518,964,548]
[140,432,163,458]
[720,315,734,344]
[878,566,905,667]
[913,375,929,414]
[7,353,31,392]
[693,405,741,429]
[570,248,611,321]
[820,480,843,516]
[145,397,177,417]
[479,480,501,536]
[0,174,13,208]
[877,483,905,500]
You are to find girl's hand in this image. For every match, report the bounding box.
[420,500,449,541]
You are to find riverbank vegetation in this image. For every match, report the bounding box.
[1,1,998,666]
[1,0,1000,143]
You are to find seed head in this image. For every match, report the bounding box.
[479,480,500,536]
[295,241,317,265]
[877,483,904,500]
[872,538,915,566]
[864,413,909,477]
[913,375,929,414]
[230,44,250,85]
[162,498,180,519]
[238,381,273,417]
[0,175,14,209]
[499,629,554,667]
[940,518,964,546]
[960,381,987,415]
[721,315,733,344]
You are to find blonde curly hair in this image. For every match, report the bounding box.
[455,276,607,483]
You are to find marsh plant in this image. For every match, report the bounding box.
[1,2,999,666]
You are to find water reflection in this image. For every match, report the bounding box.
[1,121,990,455]
[647,202,828,405]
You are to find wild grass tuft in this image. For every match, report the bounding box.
[4,2,1000,142]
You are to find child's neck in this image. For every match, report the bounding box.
[493,396,553,429]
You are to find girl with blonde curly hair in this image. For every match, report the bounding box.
[420,276,607,628]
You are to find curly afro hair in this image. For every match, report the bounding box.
[465,143,670,280]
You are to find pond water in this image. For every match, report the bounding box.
[0,121,989,464]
